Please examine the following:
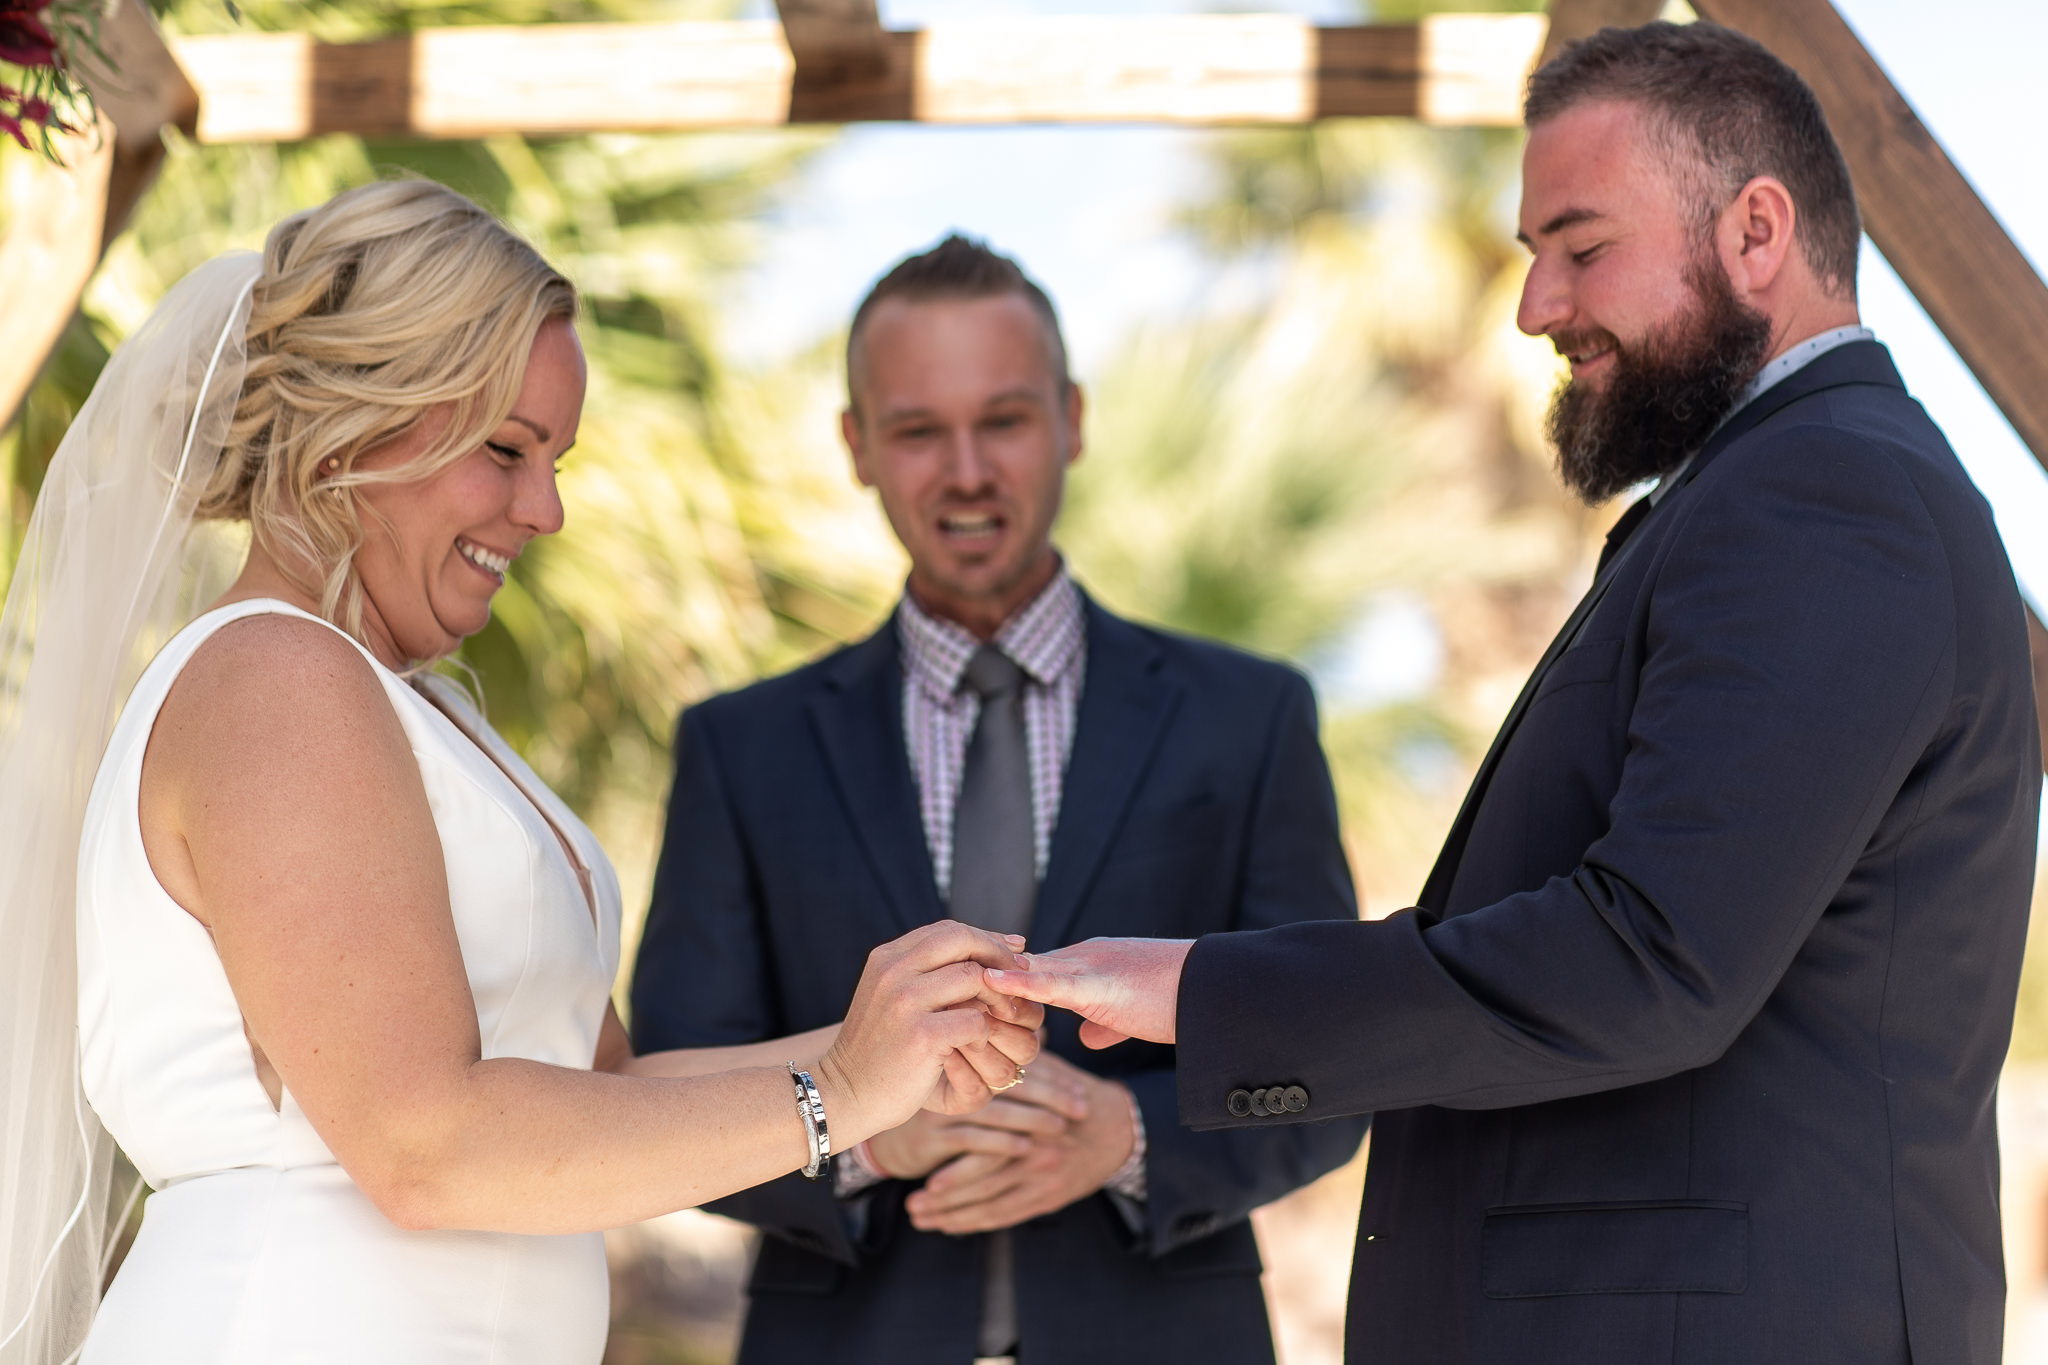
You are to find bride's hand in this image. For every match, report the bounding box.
[928,1017,1042,1116]
[815,921,1044,1141]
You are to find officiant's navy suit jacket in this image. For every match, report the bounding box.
[631,594,1367,1365]
[1176,341,2041,1365]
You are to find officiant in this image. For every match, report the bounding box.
[630,235,1367,1365]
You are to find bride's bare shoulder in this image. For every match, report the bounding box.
[151,611,409,777]
[141,611,430,921]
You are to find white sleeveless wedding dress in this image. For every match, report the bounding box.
[74,599,624,1363]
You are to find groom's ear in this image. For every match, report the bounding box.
[1061,382,1085,468]
[842,406,876,488]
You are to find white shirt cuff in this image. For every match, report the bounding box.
[1103,1083,1147,1202]
[834,1139,890,1198]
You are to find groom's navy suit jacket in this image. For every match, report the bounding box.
[1177,342,2040,1364]
[631,594,1367,1365]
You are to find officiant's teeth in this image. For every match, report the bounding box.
[941,513,999,535]
[457,538,511,576]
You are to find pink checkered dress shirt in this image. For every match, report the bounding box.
[897,569,1086,898]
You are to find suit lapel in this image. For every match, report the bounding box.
[1413,340,1909,916]
[1414,527,1643,915]
[1033,602,1181,948]
[806,622,946,936]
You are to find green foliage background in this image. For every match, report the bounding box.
[0,3,2041,1360]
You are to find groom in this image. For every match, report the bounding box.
[987,23,2041,1365]
[631,236,1365,1364]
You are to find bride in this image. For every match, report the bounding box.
[0,179,1040,1364]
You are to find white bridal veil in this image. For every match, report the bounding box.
[0,252,261,1365]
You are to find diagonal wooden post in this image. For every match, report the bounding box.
[1687,0,2048,772]
[1539,0,1665,68]
[0,0,196,431]
[0,130,115,433]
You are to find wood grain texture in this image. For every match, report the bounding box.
[914,16,1321,123]
[775,0,888,75]
[1420,13,1547,125]
[175,23,796,141]
[1690,0,2048,480]
[169,15,1551,137]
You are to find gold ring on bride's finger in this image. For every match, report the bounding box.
[991,1066,1027,1092]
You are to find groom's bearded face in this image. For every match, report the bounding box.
[1516,100,1779,506]
[1544,254,1774,505]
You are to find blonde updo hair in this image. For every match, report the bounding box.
[199,179,577,645]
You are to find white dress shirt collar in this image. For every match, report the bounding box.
[1649,324,1876,506]
[897,566,1086,699]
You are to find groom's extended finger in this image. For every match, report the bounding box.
[980,961,1098,1013]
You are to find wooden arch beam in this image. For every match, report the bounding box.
[169,15,1550,140]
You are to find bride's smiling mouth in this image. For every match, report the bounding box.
[455,535,514,583]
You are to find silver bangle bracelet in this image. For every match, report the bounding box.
[788,1062,829,1180]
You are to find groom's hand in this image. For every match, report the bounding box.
[984,938,1193,1048]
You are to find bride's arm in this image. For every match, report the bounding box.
[143,616,1036,1237]
[592,1008,841,1081]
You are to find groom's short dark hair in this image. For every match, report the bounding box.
[846,234,1072,415]
[1525,21,1861,299]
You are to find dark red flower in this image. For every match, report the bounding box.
[0,109,26,149]
[0,9,58,68]
[15,93,63,129]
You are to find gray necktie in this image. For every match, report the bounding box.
[949,646,1035,936]
[948,644,1033,1357]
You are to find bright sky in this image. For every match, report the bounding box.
[722,0,2048,619]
